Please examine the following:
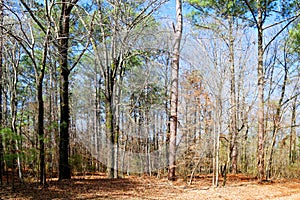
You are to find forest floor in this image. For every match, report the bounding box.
[1,173,300,199]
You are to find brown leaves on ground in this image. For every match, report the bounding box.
[1,174,300,199]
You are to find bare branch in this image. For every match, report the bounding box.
[20,0,46,34]
[243,0,259,27]
[70,14,95,71]
[264,13,300,53]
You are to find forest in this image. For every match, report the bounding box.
[1,0,300,199]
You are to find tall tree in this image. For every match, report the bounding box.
[4,33,23,188]
[36,27,50,186]
[243,0,300,181]
[58,0,79,180]
[186,0,299,181]
[265,41,289,179]
[20,0,92,181]
[168,0,183,181]
[289,95,297,164]
[17,0,53,185]
[89,0,167,178]
[255,0,265,182]
[185,0,248,174]
[0,0,3,187]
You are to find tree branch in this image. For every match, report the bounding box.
[70,12,95,71]
[263,13,300,30]
[264,13,300,53]
[243,0,258,27]
[20,0,46,34]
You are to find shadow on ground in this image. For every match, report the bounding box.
[0,178,142,200]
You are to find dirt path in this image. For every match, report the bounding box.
[1,175,300,199]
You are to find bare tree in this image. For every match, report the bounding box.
[88,0,168,178]
[243,0,300,181]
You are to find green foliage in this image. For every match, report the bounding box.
[278,0,300,17]
[0,128,23,142]
[60,121,68,129]
[0,128,25,167]
[185,0,249,18]
[280,162,300,178]
[123,50,148,73]
[186,0,298,28]
[47,121,59,132]
[3,154,15,168]
[289,22,300,54]
[26,148,38,165]
[70,153,83,172]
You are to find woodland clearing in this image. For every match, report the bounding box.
[1,174,300,199]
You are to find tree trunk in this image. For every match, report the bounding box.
[164,55,171,173]
[0,0,3,187]
[11,64,21,188]
[213,106,220,186]
[37,66,45,185]
[59,71,71,180]
[168,0,182,181]
[289,96,297,164]
[58,0,76,180]
[257,0,265,182]
[238,58,248,173]
[105,77,115,178]
[49,60,59,177]
[37,26,49,185]
[266,61,288,180]
[114,73,123,178]
[229,16,238,174]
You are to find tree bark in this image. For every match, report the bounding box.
[228,16,238,174]
[58,0,77,180]
[289,96,297,164]
[10,59,21,188]
[37,27,49,185]
[165,61,170,172]
[59,71,71,180]
[257,0,265,182]
[168,0,183,181]
[0,0,3,187]
[37,78,46,184]
[266,57,288,180]
[105,76,115,179]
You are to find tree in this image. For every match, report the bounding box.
[89,0,167,178]
[57,0,86,180]
[20,0,92,180]
[243,0,300,181]
[186,0,300,181]
[185,0,250,175]
[0,0,3,187]
[168,0,183,181]
[17,0,52,185]
[4,29,24,188]
[289,95,297,164]
[253,0,265,182]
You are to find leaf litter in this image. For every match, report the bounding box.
[1,174,300,199]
